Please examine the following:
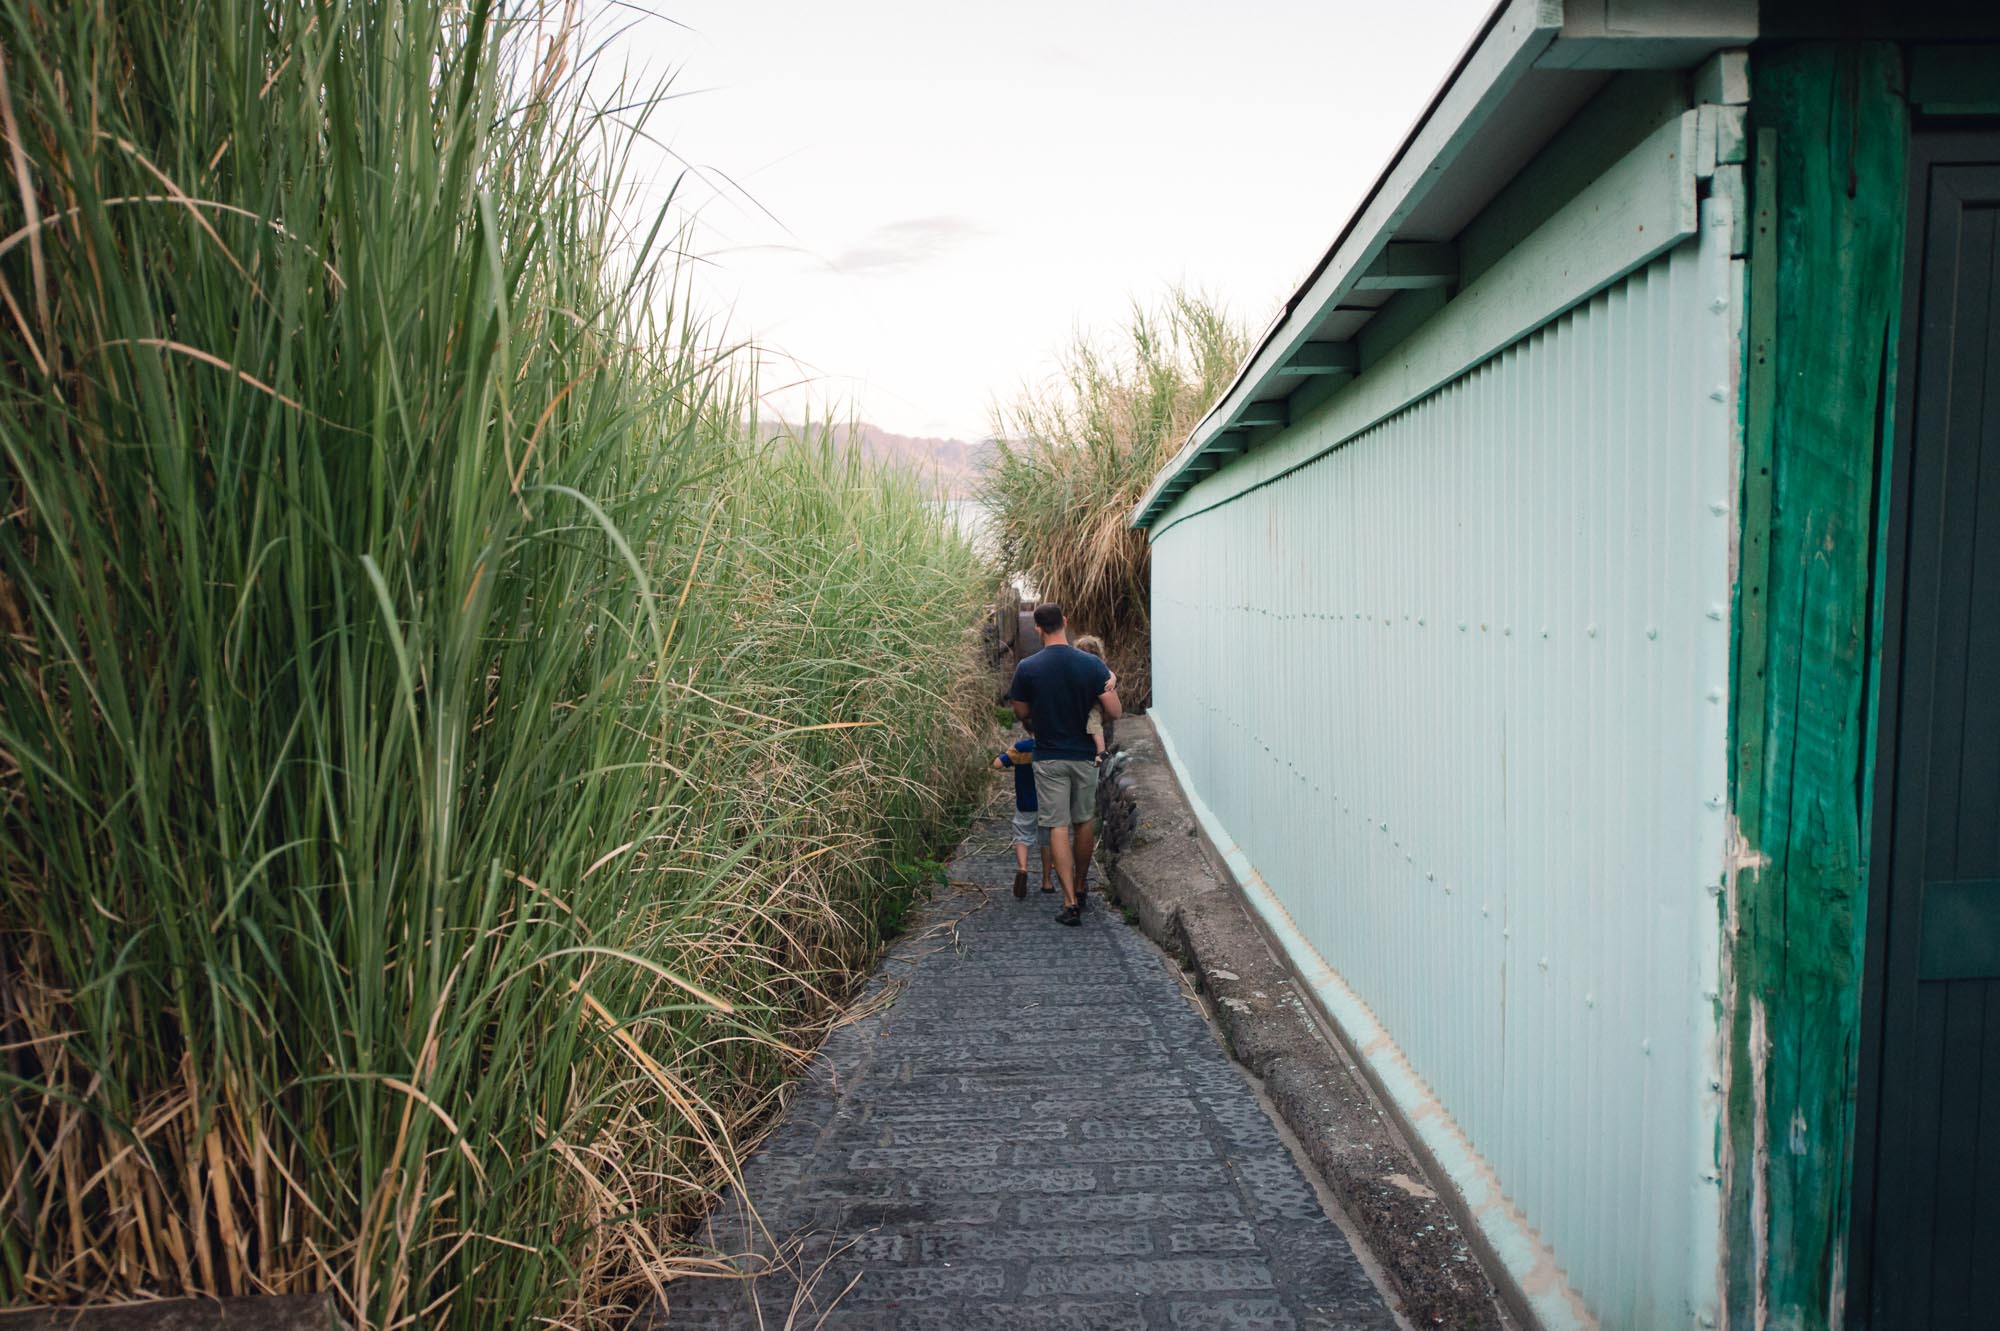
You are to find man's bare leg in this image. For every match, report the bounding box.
[1048,824,1079,909]
[1073,820,1095,905]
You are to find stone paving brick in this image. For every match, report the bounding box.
[1012,1136,1217,1165]
[1167,1220,1263,1253]
[1230,1154,1333,1220]
[797,1232,910,1264]
[653,815,1399,1329]
[878,1118,1067,1145]
[902,1165,1098,1196]
[838,1198,1003,1227]
[1034,1092,1203,1118]
[1027,1191,1241,1223]
[1080,1115,1206,1141]
[917,1226,1153,1261]
[836,1264,1008,1299]
[1168,1297,1300,1330]
[1022,1256,1275,1297]
[844,1143,1001,1169]
[1108,1161,1232,1190]
[904,1301,1149,1331]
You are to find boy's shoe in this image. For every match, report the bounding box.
[1012,869,1027,899]
[1056,905,1081,927]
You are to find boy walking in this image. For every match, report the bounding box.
[1007,603,1121,926]
[995,735,1052,898]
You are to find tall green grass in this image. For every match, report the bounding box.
[983,289,1246,706]
[0,1,991,1325]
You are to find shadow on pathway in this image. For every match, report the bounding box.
[653,801,1402,1331]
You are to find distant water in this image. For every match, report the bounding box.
[936,498,997,559]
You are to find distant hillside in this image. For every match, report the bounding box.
[759,420,991,499]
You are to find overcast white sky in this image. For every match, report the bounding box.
[588,0,1494,440]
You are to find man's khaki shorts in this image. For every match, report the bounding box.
[1033,759,1098,829]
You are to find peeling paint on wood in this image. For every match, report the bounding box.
[1723,42,1908,1331]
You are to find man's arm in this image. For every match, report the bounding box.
[1006,662,1031,724]
[1097,685,1122,721]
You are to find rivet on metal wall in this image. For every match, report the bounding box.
[1647,626,1659,640]
[1706,605,1724,621]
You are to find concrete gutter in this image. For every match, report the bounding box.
[1097,717,1510,1331]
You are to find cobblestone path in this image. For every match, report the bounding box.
[656,809,1401,1331]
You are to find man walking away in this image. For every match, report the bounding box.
[1007,603,1121,926]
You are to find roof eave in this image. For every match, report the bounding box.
[1131,0,1758,532]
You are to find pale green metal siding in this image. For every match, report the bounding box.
[1149,228,1735,1328]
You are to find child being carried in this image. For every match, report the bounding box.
[1073,634,1113,763]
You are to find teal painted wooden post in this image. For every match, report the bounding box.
[1726,42,1908,1331]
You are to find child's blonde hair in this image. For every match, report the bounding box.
[1074,634,1105,658]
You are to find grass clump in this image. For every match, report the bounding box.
[0,1,991,1326]
[981,288,1247,707]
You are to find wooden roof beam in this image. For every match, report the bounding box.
[1354,241,1458,290]
[1234,400,1289,430]
[1276,343,1360,377]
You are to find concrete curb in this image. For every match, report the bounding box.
[1097,717,1506,1331]
[0,1296,343,1331]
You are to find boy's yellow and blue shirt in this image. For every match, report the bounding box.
[998,737,1036,812]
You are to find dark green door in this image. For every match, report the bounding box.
[1852,135,2000,1330]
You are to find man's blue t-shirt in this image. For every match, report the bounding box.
[999,737,1037,811]
[1008,643,1111,762]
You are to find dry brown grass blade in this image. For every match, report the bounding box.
[0,43,50,364]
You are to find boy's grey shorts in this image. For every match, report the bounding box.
[1011,811,1051,846]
